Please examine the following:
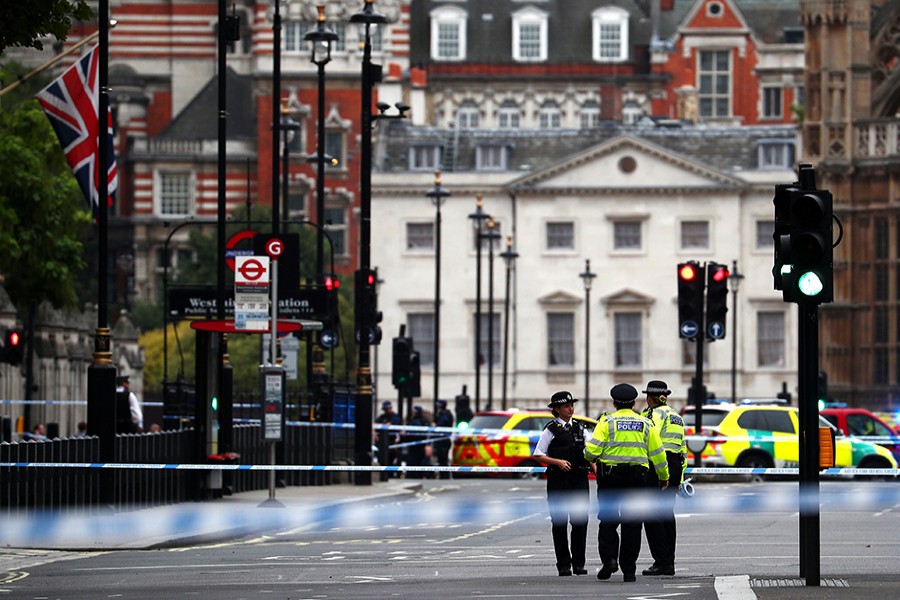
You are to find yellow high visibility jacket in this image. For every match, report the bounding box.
[584,408,669,481]
[643,404,687,455]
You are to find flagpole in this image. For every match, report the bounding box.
[86,0,117,507]
[0,31,100,98]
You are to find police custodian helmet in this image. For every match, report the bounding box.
[548,390,579,408]
[642,380,672,400]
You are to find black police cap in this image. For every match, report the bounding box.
[610,383,638,405]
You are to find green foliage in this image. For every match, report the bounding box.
[0,1,94,52]
[129,299,165,332]
[0,99,91,311]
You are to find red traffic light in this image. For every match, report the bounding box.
[8,330,20,346]
[711,267,729,282]
[324,276,340,291]
[366,273,376,286]
[679,264,698,281]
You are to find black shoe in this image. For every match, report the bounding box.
[573,567,588,575]
[642,564,675,576]
[558,569,572,576]
[597,561,618,580]
[623,573,637,582]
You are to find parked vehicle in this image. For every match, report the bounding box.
[682,404,897,476]
[451,410,596,477]
[820,407,900,462]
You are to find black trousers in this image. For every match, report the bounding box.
[596,464,647,576]
[547,469,589,572]
[643,452,684,568]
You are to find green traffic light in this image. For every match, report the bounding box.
[211,396,218,411]
[797,271,824,296]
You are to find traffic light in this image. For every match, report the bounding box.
[319,274,341,348]
[3,329,23,366]
[407,351,421,398]
[705,262,729,341]
[392,336,412,388]
[783,188,833,304]
[455,390,473,430]
[355,268,383,344]
[772,183,796,290]
[677,262,704,339]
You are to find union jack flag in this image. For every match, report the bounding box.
[36,44,118,214]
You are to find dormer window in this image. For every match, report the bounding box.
[512,7,548,62]
[592,7,628,62]
[430,6,467,61]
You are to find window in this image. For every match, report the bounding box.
[735,409,794,434]
[547,313,575,367]
[330,23,347,53]
[408,313,434,367]
[757,311,785,367]
[846,414,893,437]
[538,100,561,129]
[325,131,344,167]
[158,172,192,216]
[613,221,641,250]
[498,101,521,129]
[457,101,480,129]
[592,7,628,62]
[406,222,434,251]
[758,141,795,169]
[698,50,731,118]
[430,6,467,61]
[512,7,548,62]
[756,220,774,249]
[580,101,601,128]
[287,191,306,220]
[546,222,574,250]
[357,23,383,53]
[478,312,501,368]
[762,86,783,119]
[324,206,346,256]
[681,221,709,250]
[284,21,310,53]
[614,312,641,368]
[476,144,508,171]
[409,144,442,171]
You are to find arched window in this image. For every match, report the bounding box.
[512,7,548,62]
[592,7,628,62]
[430,6,467,61]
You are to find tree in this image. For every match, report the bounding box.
[0,99,91,312]
[0,2,94,53]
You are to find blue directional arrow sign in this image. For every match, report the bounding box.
[680,321,699,338]
[319,330,337,349]
[708,321,725,339]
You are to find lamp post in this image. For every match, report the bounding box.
[579,260,596,417]
[350,0,408,485]
[499,236,518,409]
[482,218,501,410]
[279,102,301,227]
[467,195,489,412]
[729,260,744,404]
[271,0,283,234]
[304,5,337,281]
[426,170,450,413]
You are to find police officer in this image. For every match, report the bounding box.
[584,383,669,583]
[641,380,686,576]
[533,391,593,576]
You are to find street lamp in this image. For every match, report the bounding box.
[271,0,283,234]
[729,260,744,404]
[426,170,450,413]
[304,4,338,281]
[467,195,489,412]
[350,0,409,486]
[499,236,518,410]
[579,260,596,417]
[482,218,501,411]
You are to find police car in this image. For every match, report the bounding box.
[451,410,596,477]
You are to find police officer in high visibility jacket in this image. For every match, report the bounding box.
[584,384,669,583]
[641,380,686,576]
[533,391,593,576]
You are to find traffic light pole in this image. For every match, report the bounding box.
[798,303,821,585]
[691,305,705,469]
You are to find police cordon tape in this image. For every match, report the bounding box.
[2,481,900,548]
[1,462,898,477]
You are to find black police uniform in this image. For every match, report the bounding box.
[544,417,591,575]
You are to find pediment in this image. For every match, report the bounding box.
[508,135,743,193]
[601,288,656,307]
[538,290,582,305]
